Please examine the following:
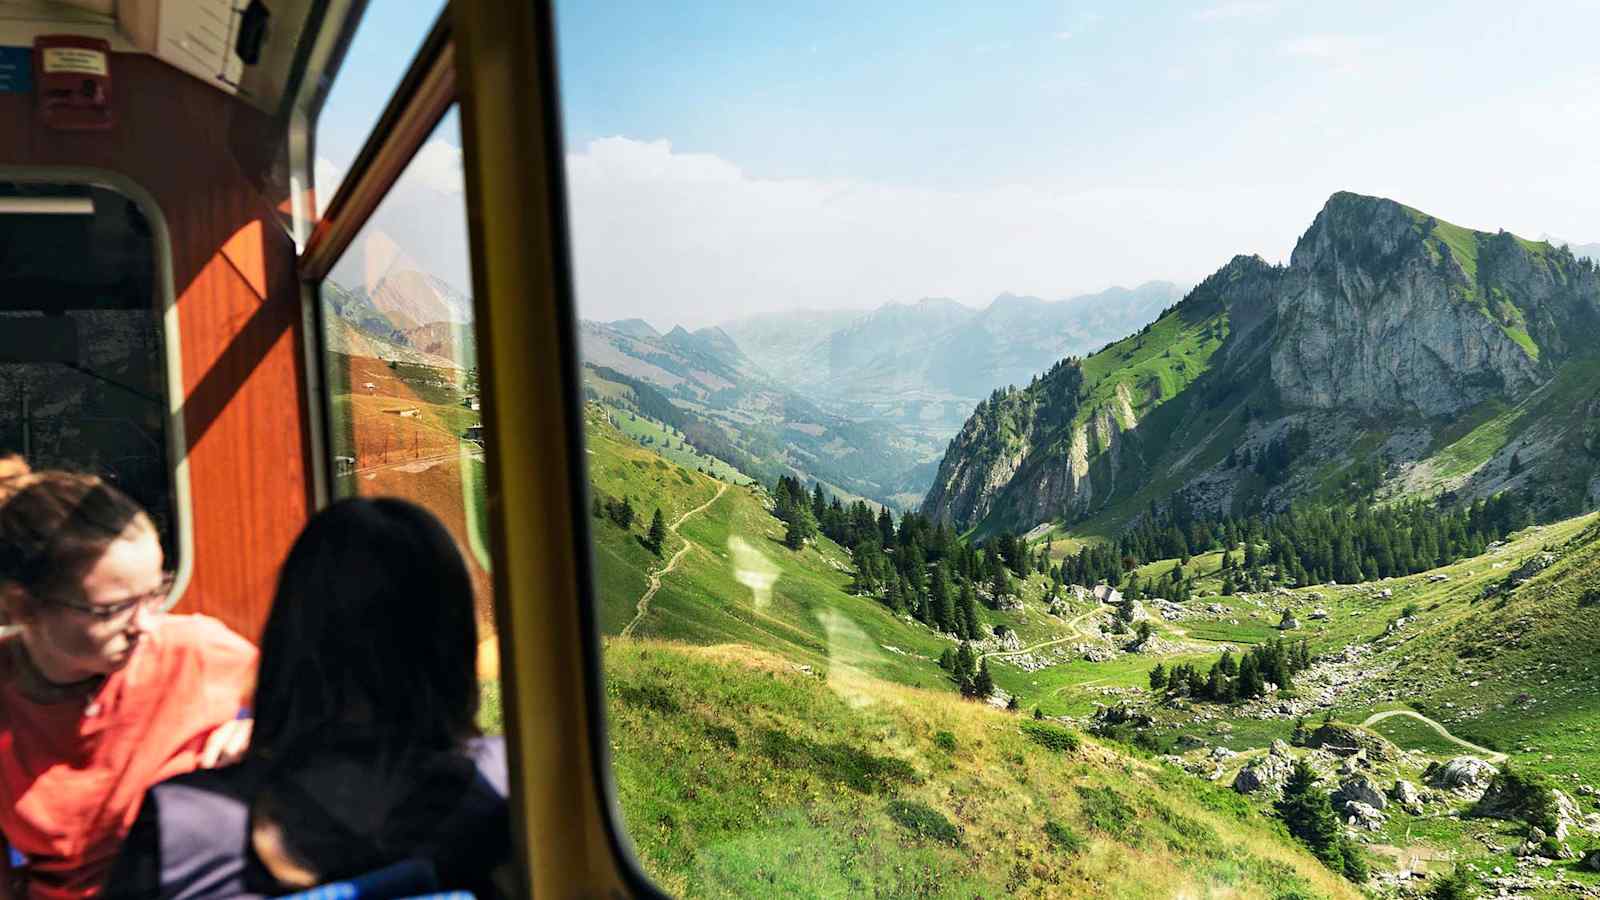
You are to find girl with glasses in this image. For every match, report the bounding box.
[0,468,257,900]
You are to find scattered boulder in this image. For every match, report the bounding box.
[1392,779,1423,811]
[1336,775,1388,811]
[1344,801,1387,831]
[1269,739,1293,758]
[996,629,1023,652]
[1091,702,1154,730]
[1509,552,1557,585]
[1428,574,1450,583]
[1233,752,1295,796]
[1379,588,1394,599]
[1308,608,1329,620]
[1174,735,1206,751]
[1210,746,1237,762]
[1583,848,1600,873]
[1306,723,1398,762]
[1427,756,1499,799]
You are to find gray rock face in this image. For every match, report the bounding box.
[1271,195,1544,417]
[1343,801,1387,831]
[1392,779,1422,810]
[1233,753,1295,796]
[1337,775,1388,811]
[920,191,1600,535]
[1428,756,1499,798]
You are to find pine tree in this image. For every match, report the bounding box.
[1148,663,1168,690]
[974,659,995,698]
[1275,761,1349,876]
[646,508,667,556]
[959,579,980,641]
[929,565,955,634]
[784,504,818,550]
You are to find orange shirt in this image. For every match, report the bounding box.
[0,615,257,900]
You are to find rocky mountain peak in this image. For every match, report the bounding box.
[1290,191,1419,273]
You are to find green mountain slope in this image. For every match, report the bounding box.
[606,640,1362,899]
[583,403,1364,896]
[1043,511,1600,897]
[924,192,1600,538]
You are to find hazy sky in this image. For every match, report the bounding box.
[319,2,1600,330]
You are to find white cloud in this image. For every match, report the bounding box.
[406,140,465,195]
[1279,34,1373,60]
[1193,2,1278,21]
[561,137,1309,329]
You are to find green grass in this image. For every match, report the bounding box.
[1367,713,1466,756]
[1429,354,1600,479]
[1075,305,1228,430]
[603,639,1361,899]
[583,402,957,687]
[606,407,753,485]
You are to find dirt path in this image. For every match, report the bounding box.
[980,605,1102,663]
[622,483,728,638]
[1361,709,1508,764]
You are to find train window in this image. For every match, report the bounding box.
[314,107,496,684]
[555,4,1600,897]
[0,180,185,579]
[310,1,448,217]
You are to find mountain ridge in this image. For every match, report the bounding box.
[923,192,1600,535]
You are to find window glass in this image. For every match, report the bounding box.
[317,108,496,690]
[557,3,1600,897]
[0,182,179,560]
[311,2,447,217]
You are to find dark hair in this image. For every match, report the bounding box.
[250,497,480,759]
[0,470,152,602]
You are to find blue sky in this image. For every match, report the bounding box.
[321,2,1600,329]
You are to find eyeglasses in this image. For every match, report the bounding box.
[44,572,176,624]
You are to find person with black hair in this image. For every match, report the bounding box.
[104,497,509,898]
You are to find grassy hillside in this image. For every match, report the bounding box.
[1015,511,1600,896]
[606,640,1362,900]
[585,404,952,686]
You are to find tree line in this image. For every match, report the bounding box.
[1148,638,1311,703]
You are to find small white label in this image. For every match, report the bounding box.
[41,47,108,77]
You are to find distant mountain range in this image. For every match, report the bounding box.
[926,192,1600,535]
[582,283,1188,509]
[719,283,1186,435]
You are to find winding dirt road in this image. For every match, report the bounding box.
[980,604,1103,663]
[622,483,728,638]
[1361,709,1507,764]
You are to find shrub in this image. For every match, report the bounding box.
[1021,721,1081,753]
[886,800,960,845]
[703,723,739,749]
[1074,785,1136,837]
[1579,587,1600,608]
[1043,820,1087,855]
[1428,867,1472,900]
[615,682,680,715]
[933,730,957,752]
[1476,764,1561,833]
